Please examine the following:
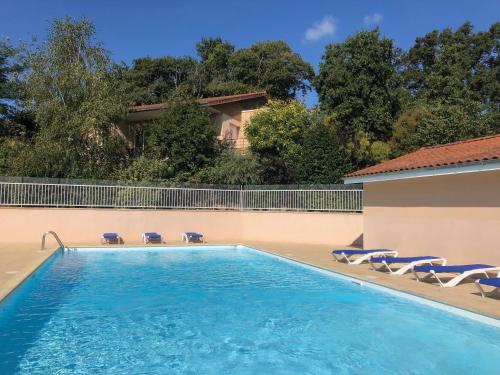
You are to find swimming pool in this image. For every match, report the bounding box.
[0,246,499,374]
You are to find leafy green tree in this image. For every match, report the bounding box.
[390,101,494,155]
[198,150,264,185]
[230,41,314,99]
[390,105,430,156]
[413,102,492,146]
[116,155,173,181]
[202,80,253,98]
[0,40,34,138]
[315,29,404,167]
[246,101,353,183]
[195,38,254,97]
[404,22,499,109]
[146,101,217,174]
[290,119,351,183]
[246,100,310,182]
[196,37,234,82]
[122,56,201,105]
[120,38,314,104]
[0,40,20,117]
[399,22,500,155]
[14,17,128,178]
[0,41,36,175]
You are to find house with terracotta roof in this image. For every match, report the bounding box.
[344,134,500,265]
[115,91,268,151]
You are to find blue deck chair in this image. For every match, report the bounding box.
[182,232,204,243]
[412,264,500,287]
[142,232,162,244]
[369,256,447,275]
[475,278,500,298]
[101,233,120,244]
[331,249,398,265]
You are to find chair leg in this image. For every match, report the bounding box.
[343,254,353,264]
[475,281,486,298]
[383,261,393,273]
[431,271,446,287]
[412,269,421,282]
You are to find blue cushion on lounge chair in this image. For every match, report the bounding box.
[371,256,439,264]
[331,249,391,255]
[478,278,500,287]
[102,233,118,239]
[185,232,203,238]
[414,264,494,273]
[144,232,161,239]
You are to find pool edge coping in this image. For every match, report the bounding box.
[241,244,500,327]
[0,247,62,304]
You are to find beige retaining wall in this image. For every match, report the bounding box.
[0,207,363,247]
[363,170,500,265]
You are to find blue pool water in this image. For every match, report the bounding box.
[0,246,499,374]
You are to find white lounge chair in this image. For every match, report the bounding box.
[412,264,500,288]
[182,232,204,243]
[101,233,120,244]
[369,256,447,275]
[331,249,398,265]
[475,277,500,298]
[142,232,162,244]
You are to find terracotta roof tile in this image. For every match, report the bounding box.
[347,134,500,177]
[196,91,267,106]
[128,91,267,112]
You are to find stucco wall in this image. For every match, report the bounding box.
[363,170,500,264]
[0,208,362,247]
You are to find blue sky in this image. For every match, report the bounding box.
[2,0,499,106]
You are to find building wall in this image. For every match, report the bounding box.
[213,100,264,150]
[0,208,362,247]
[238,109,260,149]
[363,170,500,264]
[211,102,242,122]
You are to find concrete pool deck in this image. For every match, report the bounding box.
[1,241,499,319]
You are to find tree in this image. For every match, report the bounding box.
[389,22,500,156]
[0,40,38,175]
[230,41,314,99]
[196,37,234,81]
[0,40,32,138]
[290,118,351,184]
[116,155,173,181]
[246,100,310,182]
[246,101,353,183]
[119,38,314,104]
[196,37,254,97]
[122,56,201,105]
[315,29,404,167]
[390,101,494,156]
[14,17,129,178]
[146,101,217,175]
[198,150,264,185]
[390,105,430,156]
[404,22,499,109]
[0,40,21,118]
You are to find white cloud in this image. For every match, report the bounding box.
[363,13,383,27]
[305,16,337,41]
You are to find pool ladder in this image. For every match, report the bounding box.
[40,231,67,251]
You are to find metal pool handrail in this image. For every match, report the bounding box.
[40,231,66,251]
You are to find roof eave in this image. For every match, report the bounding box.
[343,160,500,184]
